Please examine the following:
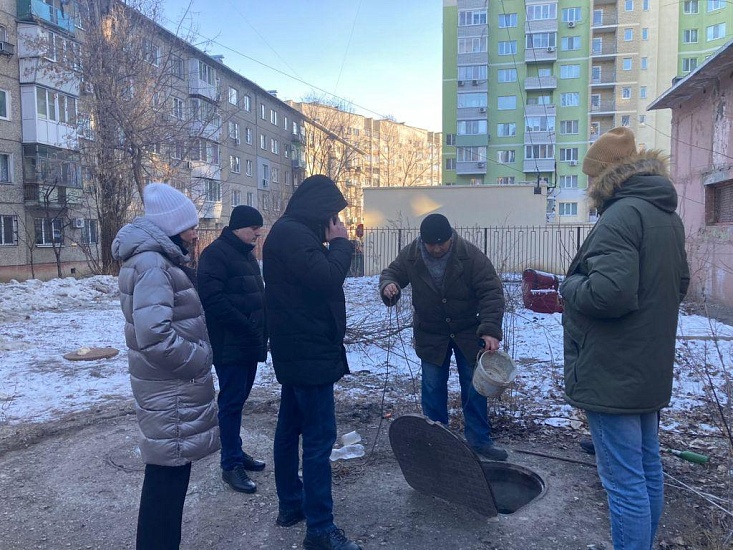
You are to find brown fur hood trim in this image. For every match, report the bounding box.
[587,149,670,210]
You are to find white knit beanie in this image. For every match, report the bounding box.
[143,183,199,236]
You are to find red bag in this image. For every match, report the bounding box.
[522,269,563,314]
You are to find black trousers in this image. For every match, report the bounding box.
[136,462,192,550]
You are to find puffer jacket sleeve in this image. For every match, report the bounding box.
[561,218,641,319]
[473,252,505,340]
[288,232,352,293]
[132,265,212,379]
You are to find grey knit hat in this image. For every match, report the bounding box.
[143,183,199,236]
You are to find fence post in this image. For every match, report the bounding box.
[576,226,581,253]
[398,228,403,251]
[483,228,488,255]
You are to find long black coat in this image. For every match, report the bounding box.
[263,177,352,386]
[197,227,267,366]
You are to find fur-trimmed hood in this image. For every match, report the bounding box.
[587,149,676,214]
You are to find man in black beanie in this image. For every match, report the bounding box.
[197,205,267,494]
[380,213,508,461]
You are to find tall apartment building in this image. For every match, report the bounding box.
[0,0,306,280]
[443,0,733,224]
[288,101,442,234]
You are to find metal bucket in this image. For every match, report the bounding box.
[473,350,517,398]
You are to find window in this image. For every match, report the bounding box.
[260,104,266,119]
[559,202,578,216]
[498,13,517,28]
[271,138,279,154]
[245,127,252,145]
[622,115,631,126]
[526,32,556,49]
[560,65,580,79]
[559,175,578,189]
[458,65,488,80]
[35,218,63,246]
[496,123,517,137]
[525,116,555,132]
[497,96,517,110]
[709,181,733,223]
[142,39,159,66]
[639,115,646,124]
[36,87,57,121]
[562,7,582,22]
[561,92,580,107]
[262,164,270,188]
[170,55,184,79]
[622,87,632,99]
[246,192,254,206]
[191,139,220,165]
[707,23,726,41]
[625,0,634,10]
[527,94,552,105]
[232,190,241,207]
[592,66,601,82]
[684,1,699,14]
[0,153,9,182]
[0,215,15,245]
[172,97,184,120]
[643,0,650,10]
[230,155,240,173]
[640,86,647,99]
[592,37,602,54]
[456,146,486,162]
[683,57,698,72]
[561,148,579,162]
[708,0,724,11]
[198,61,215,85]
[562,36,581,51]
[525,144,555,159]
[526,3,557,21]
[245,159,253,176]
[0,90,8,120]
[497,69,517,83]
[81,219,98,245]
[642,28,649,40]
[641,57,648,70]
[272,167,279,184]
[624,29,633,41]
[229,87,238,106]
[560,120,579,134]
[684,29,699,43]
[457,93,487,108]
[243,95,251,111]
[459,9,487,25]
[446,134,456,146]
[57,95,76,125]
[170,143,184,160]
[445,158,456,170]
[497,177,516,185]
[270,109,278,125]
[457,120,488,135]
[260,133,266,150]
[203,179,221,202]
[497,150,516,163]
[498,41,517,55]
[228,121,240,143]
[458,37,487,53]
[623,58,633,71]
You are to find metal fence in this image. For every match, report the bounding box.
[362,225,594,276]
[194,224,594,278]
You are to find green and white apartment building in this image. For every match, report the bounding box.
[443,0,733,223]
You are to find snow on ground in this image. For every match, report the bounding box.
[0,275,731,432]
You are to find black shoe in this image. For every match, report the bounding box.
[241,451,266,472]
[222,464,257,493]
[303,528,362,550]
[276,507,305,527]
[474,444,509,461]
[580,438,596,455]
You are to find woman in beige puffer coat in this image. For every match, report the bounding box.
[112,183,219,550]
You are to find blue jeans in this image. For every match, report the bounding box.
[421,340,492,448]
[214,361,258,471]
[586,411,664,550]
[274,383,337,535]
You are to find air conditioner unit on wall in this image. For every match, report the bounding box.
[73,218,85,228]
[567,21,576,28]
[0,41,15,56]
[479,107,487,113]
[547,46,555,53]
[477,162,486,169]
[569,160,578,166]
[458,80,465,87]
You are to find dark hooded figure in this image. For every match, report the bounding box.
[263,174,361,550]
[560,127,690,550]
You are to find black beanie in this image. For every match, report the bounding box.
[229,205,263,230]
[420,214,453,244]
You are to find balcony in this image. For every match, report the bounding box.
[590,100,616,114]
[524,130,554,144]
[24,183,82,206]
[592,13,618,30]
[456,161,487,175]
[199,200,222,220]
[523,158,555,173]
[17,0,76,34]
[525,76,557,90]
[591,72,617,87]
[292,157,304,169]
[525,104,556,117]
[525,47,557,64]
[591,45,617,58]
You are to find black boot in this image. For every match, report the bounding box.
[579,438,596,455]
[241,451,266,472]
[222,464,257,493]
[276,507,305,527]
[303,528,361,550]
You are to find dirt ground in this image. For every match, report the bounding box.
[0,370,725,550]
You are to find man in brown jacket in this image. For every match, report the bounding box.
[380,213,507,461]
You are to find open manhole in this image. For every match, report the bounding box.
[389,414,545,517]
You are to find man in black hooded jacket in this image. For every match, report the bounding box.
[263,174,361,550]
